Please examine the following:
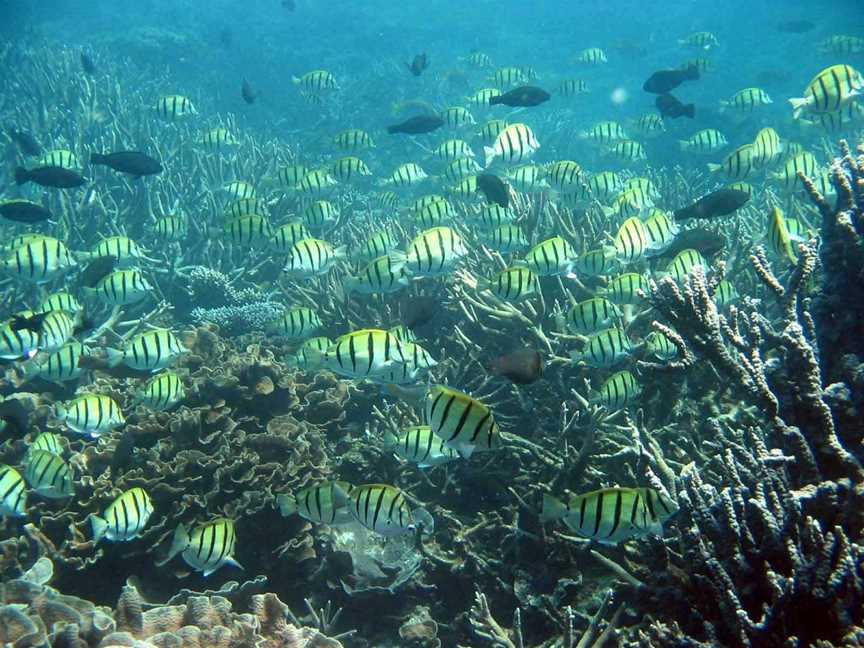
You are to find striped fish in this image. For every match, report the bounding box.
[590,370,642,409]
[477,119,508,144]
[507,165,549,192]
[382,163,428,187]
[290,336,333,370]
[679,31,718,49]
[765,207,799,265]
[269,221,311,254]
[31,310,75,353]
[469,87,502,107]
[330,156,372,182]
[135,371,185,411]
[224,215,272,246]
[225,198,268,219]
[22,342,90,384]
[414,196,456,226]
[296,169,338,194]
[83,236,146,266]
[479,224,529,253]
[771,152,819,191]
[25,450,74,499]
[567,297,622,334]
[91,487,154,542]
[484,123,540,167]
[587,170,622,199]
[523,236,578,277]
[679,129,729,154]
[107,328,186,372]
[318,329,406,379]
[575,47,607,64]
[302,200,339,229]
[643,210,679,254]
[424,385,502,457]
[404,227,468,277]
[353,229,399,263]
[154,216,187,241]
[284,238,346,277]
[388,325,417,344]
[559,78,590,96]
[277,481,353,525]
[708,144,756,179]
[292,70,339,92]
[344,254,410,295]
[442,106,476,127]
[0,321,40,360]
[479,266,539,302]
[384,425,460,468]
[38,149,80,169]
[346,484,415,536]
[274,164,309,189]
[474,203,516,229]
[84,269,154,306]
[222,181,257,200]
[721,87,772,112]
[580,121,627,144]
[433,139,475,161]
[28,431,64,457]
[196,128,237,148]
[38,291,82,314]
[574,248,616,277]
[542,487,677,545]
[267,307,323,338]
[664,249,707,283]
[154,95,197,120]
[1,236,76,283]
[0,465,27,517]
[646,331,679,361]
[55,393,125,437]
[790,64,863,118]
[608,140,647,162]
[571,327,632,367]
[714,280,739,307]
[547,160,583,189]
[602,272,648,305]
[167,518,242,576]
[610,217,649,263]
[751,127,783,168]
[333,128,375,151]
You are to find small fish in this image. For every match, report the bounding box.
[384,426,459,468]
[643,66,699,94]
[674,189,750,221]
[25,450,74,499]
[404,227,468,277]
[0,199,51,224]
[55,393,125,437]
[91,487,154,543]
[678,31,719,50]
[267,306,323,338]
[1,237,76,283]
[284,238,346,277]
[571,327,633,367]
[7,129,42,156]
[602,273,649,305]
[0,465,27,517]
[346,484,416,536]
[167,518,242,576]
[83,269,154,306]
[523,236,578,277]
[790,64,863,119]
[580,121,627,144]
[679,129,728,154]
[656,93,694,119]
[135,371,185,411]
[22,342,90,384]
[80,51,97,75]
[0,321,40,360]
[575,47,607,64]
[314,329,406,379]
[154,95,197,120]
[721,87,772,112]
[344,254,410,295]
[241,78,257,104]
[277,481,354,524]
[541,487,677,544]
[590,370,641,409]
[28,432,64,456]
[424,385,502,457]
[333,128,375,151]
[91,151,162,176]
[106,329,186,372]
[663,248,708,283]
[388,115,444,135]
[292,70,339,93]
[490,86,550,107]
[476,173,510,208]
[567,297,621,334]
[646,331,679,360]
[14,166,86,188]
[707,144,756,180]
[290,336,333,370]
[488,348,543,385]
[408,53,429,76]
[484,123,540,167]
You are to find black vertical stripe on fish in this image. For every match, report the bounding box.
[609,490,623,538]
[593,491,604,537]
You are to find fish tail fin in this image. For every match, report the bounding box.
[291,76,301,85]
[90,153,106,165]
[541,493,568,522]
[788,97,807,119]
[14,167,29,185]
[483,146,496,169]
[90,515,108,543]
[678,140,689,151]
[166,523,190,561]
[276,493,297,517]
[382,430,399,447]
[706,163,721,173]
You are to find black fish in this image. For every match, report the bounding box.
[8,129,42,156]
[476,173,510,208]
[241,78,257,104]
[0,199,51,223]
[401,295,438,330]
[674,189,750,221]
[91,151,162,176]
[656,93,695,119]
[643,66,699,94]
[657,227,727,260]
[408,53,429,76]
[489,348,544,385]
[15,166,86,188]
[79,256,118,289]
[490,85,551,107]
[80,51,96,75]
[777,19,815,33]
[387,114,444,135]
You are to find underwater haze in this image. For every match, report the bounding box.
[1,0,864,646]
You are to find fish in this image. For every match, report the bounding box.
[766,206,800,265]
[776,19,815,33]
[135,371,185,411]
[523,236,578,277]
[25,310,78,353]
[714,280,740,307]
[567,298,622,335]
[14,165,86,188]
[91,152,162,176]
[541,487,677,544]
[707,144,756,180]
[382,162,428,187]
[197,128,238,149]
[91,488,154,543]
[28,432,64,456]
[268,307,323,338]
[0,199,51,223]
[547,160,583,189]
[663,248,708,283]
[480,224,529,253]
[106,329,187,372]
[346,484,417,536]
[580,121,627,144]
[404,227,468,277]
[489,86,551,107]
[284,238,346,277]
[277,481,354,524]
[488,348,543,385]
[610,217,649,263]
[424,385,502,457]
[383,426,459,468]
[673,189,750,221]
[483,123,540,167]
[559,79,589,96]
[643,209,679,254]
[154,95,197,120]
[476,173,510,208]
[0,465,27,517]
[720,87,772,112]
[441,106,476,127]
[55,393,125,438]
[1,236,77,283]
[7,129,42,156]
[642,66,699,94]
[590,370,641,408]
[678,31,719,49]
[83,269,154,306]
[575,47,607,64]
[387,114,444,135]
[21,341,90,385]
[292,70,339,93]
[25,450,74,499]
[314,329,406,379]
[290,336,333,370]
[344,254,410,295]
[646,331,679,360]
[0,321,40,360]
[80,51,96,74]
[408,53,429,76]
[678,129,728,154]
[333,128,375,151]
[656,93,694,119]
[571,327,633,367]
[81,235,147,267]
[241,78,257,104]
[656,227,727,260]
[167,518,242,576]
[790,64,864,119]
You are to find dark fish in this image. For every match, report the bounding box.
[8,129,42,156]
[387,114,444,135]
[408,53,429,76]
[80,51,96,75]
[91,151,162,176]
[9,312,49,334]
[241,78,257,104]
[673,189,750,221]
[15,166,86,188]
[476,173,510,208]
[0,199,51,223]
[401,295,438,329]
[79,256,118,289]
[490,85,551,107]
[656,93,695,119]
[777,19,815,33]
[657,227,727,260]
[643,66,699,94]
[489,348,544,385]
